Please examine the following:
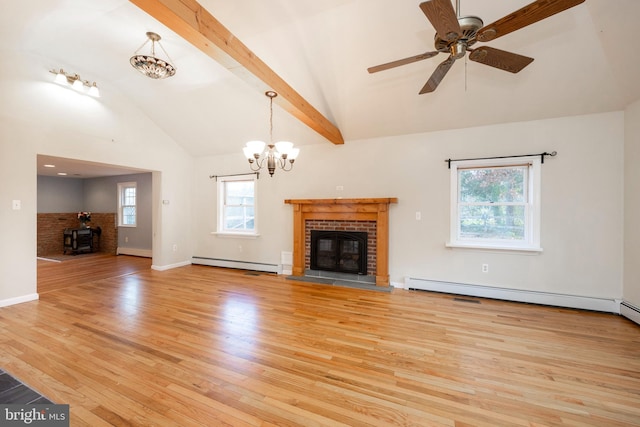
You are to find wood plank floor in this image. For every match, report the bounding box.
[0,255,638,425]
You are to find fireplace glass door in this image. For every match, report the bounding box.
[311,231,367,275]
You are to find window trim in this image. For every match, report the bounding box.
[216,175,258,237]
[117,181,137,228]
[447,156,542,252]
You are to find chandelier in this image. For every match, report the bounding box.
[130,32,176,79]
[243,91,300,177]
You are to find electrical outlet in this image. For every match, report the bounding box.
[12,200,21,210]
[124,236,128,243]
[336,185,344,191]
[415,211,421,220]
[482,264,489,273]
[172,244,178,252]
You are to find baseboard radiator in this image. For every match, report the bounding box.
[405,277,620,313]
[621,301,640,326]
[192,256,281,274]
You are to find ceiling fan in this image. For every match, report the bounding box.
[367,0,585,94]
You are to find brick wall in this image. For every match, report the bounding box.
[37,213,118,256]
[305,219,377,276]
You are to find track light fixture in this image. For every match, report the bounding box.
[50,69,100,97]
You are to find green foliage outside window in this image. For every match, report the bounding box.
[458,166,527,240]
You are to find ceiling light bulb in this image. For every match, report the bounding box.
[88,82,100,98]
[288,148,300,160]
[243,146,256,159]
[246,140,266,155]
[54,71,68,86]
[72,76,84,91]
[275,141,294,155]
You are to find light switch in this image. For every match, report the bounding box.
[12,200,21,210]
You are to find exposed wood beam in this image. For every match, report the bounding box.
[128,0,344,145]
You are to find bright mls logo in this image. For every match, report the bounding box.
[1,405,69,426]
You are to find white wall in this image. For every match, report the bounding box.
[193,111,624,301]
[624,99,640,307]
[0,50,194,305]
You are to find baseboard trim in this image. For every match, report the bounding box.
[192,256,281,274]
[151,260,191,271]
[621,301,640,326]
[0,293,39,308]
[405,277,620,313]
[117,247,152,258]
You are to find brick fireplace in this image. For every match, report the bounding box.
[284,198,397,286]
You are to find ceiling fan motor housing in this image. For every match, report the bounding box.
[434,16,483,53]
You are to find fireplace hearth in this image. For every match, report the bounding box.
[311,230,367,275]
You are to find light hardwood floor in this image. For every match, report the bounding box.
[0,254,638,426]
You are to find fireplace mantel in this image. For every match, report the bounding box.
[284,198,398,286]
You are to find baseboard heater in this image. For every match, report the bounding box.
[406,277,620,313]
[621,301,640,326]
[192,256,280,274]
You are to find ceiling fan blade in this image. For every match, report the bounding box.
[476,0,585,42]
[367,51,440,74]
[469,46,534,73]
[419,0,462,42]
[419,56,456,94]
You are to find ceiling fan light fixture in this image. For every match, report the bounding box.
[130,32,176,79]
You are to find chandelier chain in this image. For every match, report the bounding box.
[269,95,274,144]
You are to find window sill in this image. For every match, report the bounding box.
[211,232,260,239]
[446,242,543,253]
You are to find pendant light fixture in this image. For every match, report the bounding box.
[243,91,299,177]
[130,32,176,79]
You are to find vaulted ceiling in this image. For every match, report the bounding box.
[3,0,639,162]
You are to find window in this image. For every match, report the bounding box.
[448,156,541,251]
[118,182,137,227]
[217,175,257,235]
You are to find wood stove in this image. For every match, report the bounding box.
[310,230,367,275]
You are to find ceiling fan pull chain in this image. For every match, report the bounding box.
[464,55,467,92]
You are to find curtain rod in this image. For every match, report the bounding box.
[209,172,260,181]
[445,151,557,169]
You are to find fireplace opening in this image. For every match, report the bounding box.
[310,230,367,275]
